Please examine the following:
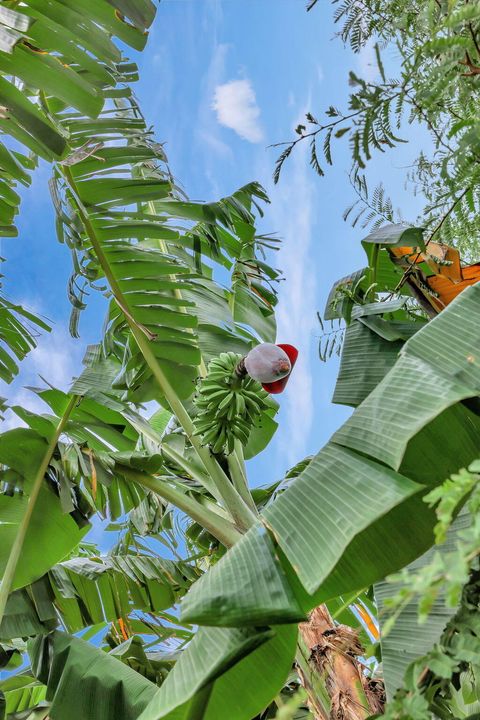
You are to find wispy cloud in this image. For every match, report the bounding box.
[261,115,317,467]
[195,42,233,196]
[2,318,83,430]
[356,40,378,82]
[197,129,232,159]
[212,79,264,143]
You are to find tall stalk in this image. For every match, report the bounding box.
[61,166,257,533]
[227,440,258,514]
[119,467,241,547]
[299,606,384,720]
[143,177,256,513]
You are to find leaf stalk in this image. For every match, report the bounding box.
[119,466,241,547]
[61,166,256,532]
[0,394,78,626]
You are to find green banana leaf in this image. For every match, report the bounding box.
[0,675,46,718]
[47,553,198,633]
[0,285,51,385]
[0,591,47,642]
[137,625,297,720]
[332,318,417,407]
[0,490,86,592]
[0,546,200,642]
[375,510,472,699]
[361,223,425,252]
[29,632,157,720]
[0,428,87,592]
[181,283,480,628]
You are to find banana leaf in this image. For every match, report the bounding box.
[29,632,157,720]
[181,284,480,627]
[137,625,297,720]
[375,510,472,699]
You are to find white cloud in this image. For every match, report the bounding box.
[212,79,264,143]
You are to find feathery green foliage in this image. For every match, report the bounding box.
[377,463,480,717]
[277,0,480,259]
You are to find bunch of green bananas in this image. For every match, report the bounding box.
[193,351,269,455]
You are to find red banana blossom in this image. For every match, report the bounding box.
[261,343,298,394]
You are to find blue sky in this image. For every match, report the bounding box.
[1,0,428,487]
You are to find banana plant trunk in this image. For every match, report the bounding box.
[298,605,385,720]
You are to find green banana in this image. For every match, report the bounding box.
[217,392,234,412]
[193,351,269,455]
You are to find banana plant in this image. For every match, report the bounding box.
[1,3,479,720]
[159,234,480,719]
[25,226,480,720]
[0,0,259,540]
[0,3,301,718]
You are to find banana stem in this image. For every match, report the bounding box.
[227,441,258,514]
[0,394,78,626]
[144,193,207,379]
[61,166,256,532]
[295,637,331,720]
[119,466,241,547]
[161,443,222,502]
[130,324,257,532]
